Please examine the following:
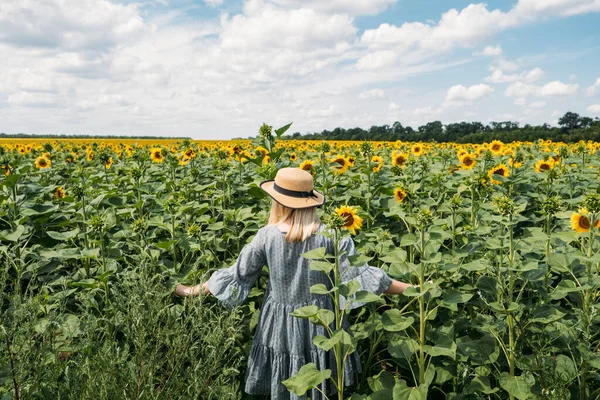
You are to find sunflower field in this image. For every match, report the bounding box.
[1,126,600,400]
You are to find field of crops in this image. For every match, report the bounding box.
[1,127,600,399]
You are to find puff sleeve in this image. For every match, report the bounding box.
[206,229,267,308]
[338,235,393,310]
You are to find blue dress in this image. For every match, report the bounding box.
[206,224,393,399]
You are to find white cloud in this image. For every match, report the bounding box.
[477,45,503,56]
[1,0,599,137]
[204,0,224,7]
[495,59,520,72]
[358,88,385,100]
[0,0,144,52]
[587,77,600,95]
[588,104,600,114]
[445,84,494,107]
[505,80,579,97]
[514,97,526,106]
[512,0,600,18]
[485,66,544,83]
[529,101,546,108]
[268,0,397,16]
[358,0,600,71]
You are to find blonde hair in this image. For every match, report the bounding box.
[267,200,321,242]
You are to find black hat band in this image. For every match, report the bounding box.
[273,183,319,199]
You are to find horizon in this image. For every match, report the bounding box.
[1,0,600,139]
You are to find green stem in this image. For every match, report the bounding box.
[418,227,426,385]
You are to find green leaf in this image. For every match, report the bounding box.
[400,234,417,246]
[47,228,80,241]
[392,380,428,400]
[310,284,332,295]
[281,363,330,396]
[313,334,340,351]
[290,305,318,319]
[442,289,473,304]
[554,354,577,381]
[547,253,575,273]
[154,240,174,250]
[467,376,499,394]
[0,225,25,242]
[309,260,333,273]
[388,337,419,360]
[476,276,498,295]
[314,309,335,326]
[275,122,293,137]
[340,280,360,298]
[352,290,384,304]
[381,309,414,332]
[499,372,535,400]
[530,305,565,324]
[303,247,327,260]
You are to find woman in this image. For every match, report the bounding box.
[175,167,413,399]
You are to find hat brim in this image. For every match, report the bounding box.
[259,180,325,209]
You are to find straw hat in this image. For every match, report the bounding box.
[260,168,325,209]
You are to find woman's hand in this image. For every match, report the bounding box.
[174,283,211,297]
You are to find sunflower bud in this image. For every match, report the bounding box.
[493,195,514,216]
[259,123,273,139]
[540,196,561,216]
[449,193,463,210]
[72,185,85,199]
[360,142,373,157]
[89,216,105,233]
[186,223,201,238]
[390,165,403,176]
[583,193,600,214]
[131,218,147,234]
[417,207,434,226]
[319,142,331,153]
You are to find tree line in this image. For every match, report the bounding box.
[283,112,600,143]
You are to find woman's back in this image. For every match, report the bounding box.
[263,224,333,305]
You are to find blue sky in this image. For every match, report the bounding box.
[0,0,599,139]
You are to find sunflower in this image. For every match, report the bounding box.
[347,156,356,167]
[179,155,191,166]
[256,146,268,157]
[262,155,271,164]
[54,186,65,199]
[489,140,504,156]
[459,153,477,170]
[488,164,510,185]
[534,158,555,173]
[299,160,315,173]
[150,147,164,163]
[394,188,407,203]
[34,156,51,169]
[392,151,408,167]
[65,153,76,163]
[1,164,11,176]
[411,144,424,157]
[570,208,600,233]
[87,152,94,162]
[335,205,363,235]
[509,158,523,168]
[330,155,349,175]
[18,146,26,155]
[371,155,383,173]
[103,157,113,169]
[184,148,196,158]
[289,152,297,162]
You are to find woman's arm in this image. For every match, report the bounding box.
[174,282,210,297]
[384,279,412,295]
[383,279,433,295]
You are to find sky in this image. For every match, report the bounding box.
[1,0,599,139]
